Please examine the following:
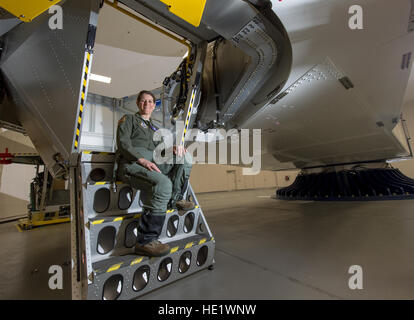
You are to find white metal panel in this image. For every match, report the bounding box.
[240,0,414,169]
[245,58,411,169]
[79,93,116,152]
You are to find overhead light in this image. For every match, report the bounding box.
[90,73,111,84]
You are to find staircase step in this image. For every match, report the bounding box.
[72,153,215,300]
[88,207,203,264]
[92,235,214,276]
[87,235,215,300]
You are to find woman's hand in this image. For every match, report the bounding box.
[137,158,161,173]
[173,145,187,157]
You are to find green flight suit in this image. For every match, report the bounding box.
[116,112,192,245]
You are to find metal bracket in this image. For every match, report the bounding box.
[409,0,414,32]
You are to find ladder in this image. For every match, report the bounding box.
[70,151,215,300]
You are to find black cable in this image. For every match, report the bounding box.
[212,38,224,123]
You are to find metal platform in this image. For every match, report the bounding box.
[89,234,214,300]
[71,151,215,300]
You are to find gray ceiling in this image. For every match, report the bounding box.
[89,3,187,98]
[90,0,414,105]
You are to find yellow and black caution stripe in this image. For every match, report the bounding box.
[130,257,144,266]
[106,263,123,273]
[181,89,197,144]
[166,205,198,214]
[82,150,114,155]
[90,213,141,226]
[88,181,123,186]
[170,246,179,254]
[89,181,112,186]
[183,237,212,249]
[198,238,207,245]
[99,236,215,274]
[74,52,92,151]
[185,242,194,249]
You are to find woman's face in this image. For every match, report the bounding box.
[137,93,155,118]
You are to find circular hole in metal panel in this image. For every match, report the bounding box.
[132,265,150,292]
[102,274,123,300]
[118,186,133,210]
[178,251,192,274]
[183,212,195,233]
[198,222,205,233]
[157,257,173,282]
[89,168,106,182]
[166,215,179,237]
[196,246,208,267]
[93,188,110,213]
[97,226,116,254]
[124,221,138,248]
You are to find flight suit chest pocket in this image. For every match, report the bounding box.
[130,123,149,143]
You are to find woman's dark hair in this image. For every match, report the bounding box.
[137,90,155,103]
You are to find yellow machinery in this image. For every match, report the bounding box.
[0,0,62,22]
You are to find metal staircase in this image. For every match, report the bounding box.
[71,151,215,300]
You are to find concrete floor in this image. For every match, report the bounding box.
[1,188,414,299]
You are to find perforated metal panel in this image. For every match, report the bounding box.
[71,151,215,300]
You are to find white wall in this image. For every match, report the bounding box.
[0,129,37,220]
[392,99,414,178]
[0,164,35,200]
[0,164,36,220]
[190,164,299,193]
[80,94,116,152]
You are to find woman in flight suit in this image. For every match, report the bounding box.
[116,90,194,257]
